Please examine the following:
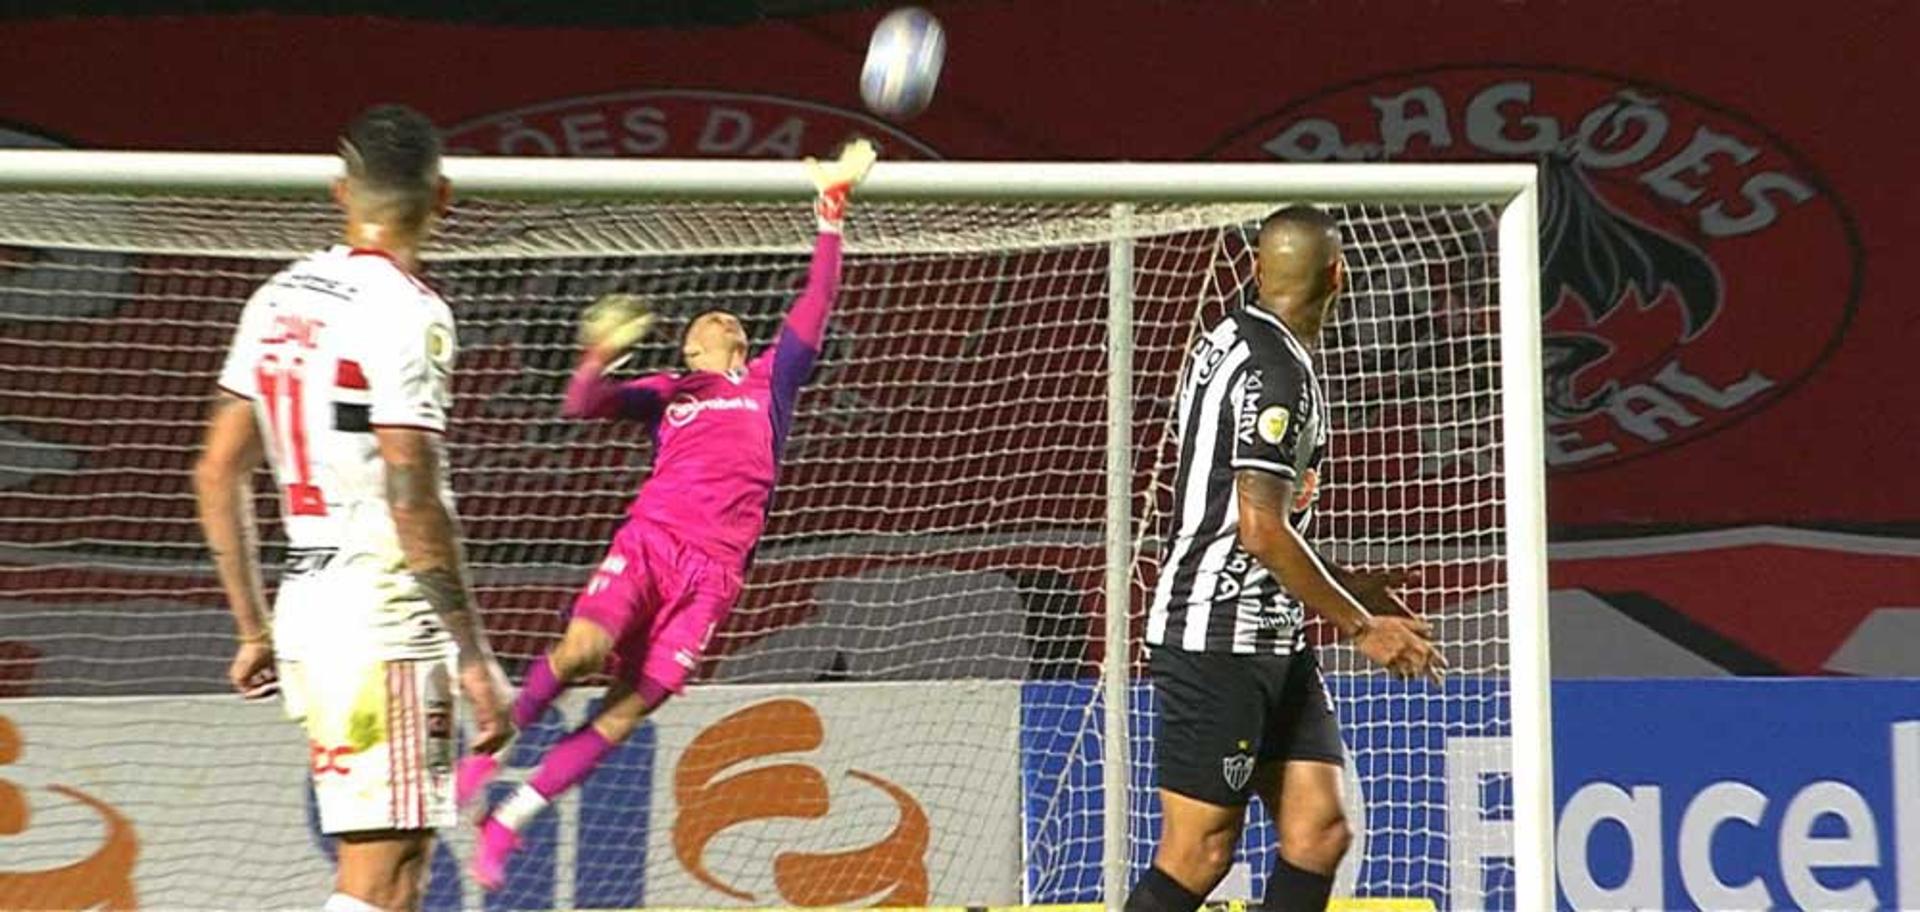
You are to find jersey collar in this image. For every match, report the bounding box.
[329,243,403,264]
[1240,289,1323,371]
[1239,287,1299,340]
[333,244,437,294]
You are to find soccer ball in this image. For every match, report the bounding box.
[859,7,945,120]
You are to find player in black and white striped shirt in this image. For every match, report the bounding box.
[1129,206,1443,912]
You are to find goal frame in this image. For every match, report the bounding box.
[0,151,1552,911]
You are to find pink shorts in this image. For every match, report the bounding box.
[570,521,742,697]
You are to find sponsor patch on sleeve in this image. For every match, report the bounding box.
[1258,405,1290,444]
[425,323,454,368]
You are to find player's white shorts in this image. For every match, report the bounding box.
[279,653,457,835]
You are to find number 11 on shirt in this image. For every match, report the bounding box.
[255,352,328,517]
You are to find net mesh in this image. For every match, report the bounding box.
[0,189,1512,909]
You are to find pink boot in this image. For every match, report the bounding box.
[455,753,499,814]
[469,817,520,892]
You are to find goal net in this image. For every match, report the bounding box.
[0,158,1545,911]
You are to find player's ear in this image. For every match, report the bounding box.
[1327,256,1347,297]
[330,177,349,211]
[432,177,452,219]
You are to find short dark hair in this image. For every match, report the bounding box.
[1253,204,1343,302]
[339,104,441,219]
[1257,204,1340,244]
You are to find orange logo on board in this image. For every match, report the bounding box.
[0,714,139,910]
[672,698,929,907]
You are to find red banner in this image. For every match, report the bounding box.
[0,4,1914,678]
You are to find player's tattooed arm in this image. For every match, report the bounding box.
[1234,470,1374,639]
[1236,469,1445,682]
[377,428,494,667]
[195,394,271,640]
[380,428,516,752]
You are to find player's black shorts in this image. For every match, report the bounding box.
[1149,645,1346,807]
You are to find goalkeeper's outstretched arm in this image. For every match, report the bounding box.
[562,294,674,421]
[562,358,675,422]
[762,230,844,396]
[763,139,877,402]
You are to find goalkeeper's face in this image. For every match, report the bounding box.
[682,310,749,371]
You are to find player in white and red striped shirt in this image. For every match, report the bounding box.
[193,104,512,912]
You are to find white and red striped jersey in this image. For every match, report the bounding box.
[217,245,457,659]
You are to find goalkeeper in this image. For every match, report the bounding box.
[465,140,877,889]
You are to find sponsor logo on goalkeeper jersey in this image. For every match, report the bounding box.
[672,697,930,907]
[665,392,761,427]
[444,89,941,161]
[1209,64,1860,472]
[0,713,139,909]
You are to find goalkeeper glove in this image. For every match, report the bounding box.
[807,137,878,234]
[579,293,657,361]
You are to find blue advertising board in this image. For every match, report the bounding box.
[1020,677,1515,908]
[1020,677,1920,912]
[1554,679,1920,912]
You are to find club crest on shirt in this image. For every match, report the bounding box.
[1222,750,1255,792]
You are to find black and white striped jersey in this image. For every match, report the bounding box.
[1147,301,1328,655]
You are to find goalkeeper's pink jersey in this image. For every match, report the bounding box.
[561,233,842,568]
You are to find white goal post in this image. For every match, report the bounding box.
[0,151,1549,911]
